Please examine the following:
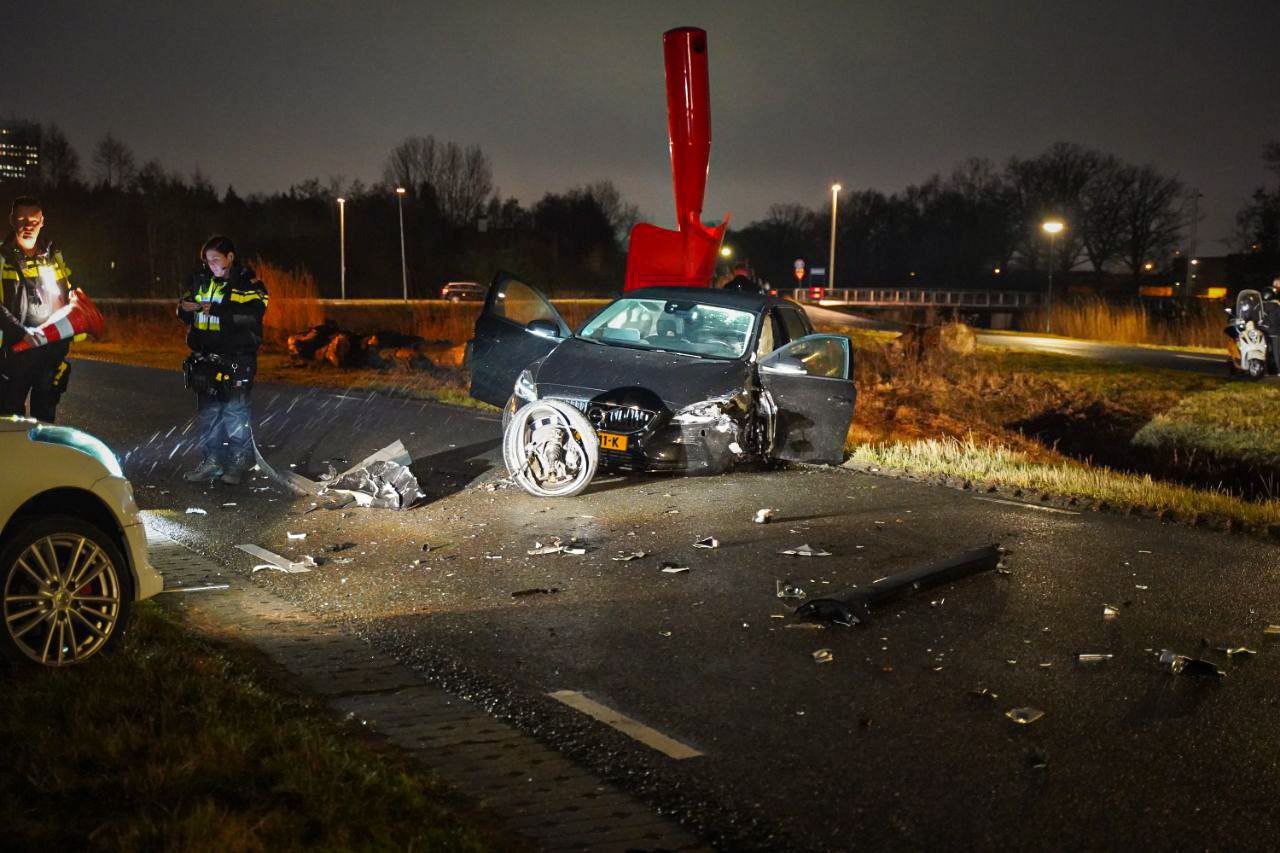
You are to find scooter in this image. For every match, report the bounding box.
[1224,289,1279,379]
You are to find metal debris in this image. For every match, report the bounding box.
[969,687,999,701]
[812,648,834,664]
[1103,604,1119,620]
[1219,646,1258,658]
[238,544,315,574]
[779,544,831,557]
[693,536,720,549]
[661,563,690,574]
[1005,707,1045,725]
[775,580,807,601]
[754,508,775,524]
[1076,653,1113,663]
[1158,649,1225,678]
[1265,625,1280,636]
[287,531,307,541]
[184,507,207,515]
[611,550,647,562]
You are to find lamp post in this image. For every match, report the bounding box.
[395,186,408,301]
[336,197,346,300]
[1041,219,1065,333]
[829,183,841,290]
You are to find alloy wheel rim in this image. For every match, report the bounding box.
[4,533,121,666]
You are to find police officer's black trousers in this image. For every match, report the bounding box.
[0,340,72,422]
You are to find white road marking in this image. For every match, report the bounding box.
[547,690,703,760]
[973,496,1081,515]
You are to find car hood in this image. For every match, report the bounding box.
[534,337,750,411]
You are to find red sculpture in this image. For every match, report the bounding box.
[624,27,728,291]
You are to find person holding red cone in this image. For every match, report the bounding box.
[0,196,79,422]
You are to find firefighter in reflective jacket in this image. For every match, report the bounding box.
[0,195,77,422]
[178,235,268,485]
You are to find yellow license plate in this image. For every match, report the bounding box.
[598,432,628,451]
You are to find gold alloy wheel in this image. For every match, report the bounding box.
[3,533,122,666]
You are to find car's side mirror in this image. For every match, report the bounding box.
[526,318,563,339]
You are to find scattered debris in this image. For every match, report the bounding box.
[775,580,807,601]
[184,507,207,515]
[156,583,231,594]
[794,544,1001,626]
[812,648,834,664]
[287,531,307,541]
[611,550,647,562]
[1005,707,1045,725]
[779,544,831,557]
[1076,653,1113,663]
[221,502,237,508]
[1026,749,1049,770]
[528,539,567,556]
[754,508,775,524]
[512,587,560,598]
[1102,604,1119,620]
[1158,649,1225,678]
[1219,646,1258,658]
[324,542,357,553]
[237,544,315,574]
[661,563,690,574]
[693,536,720,549]
[1264,625,1280,636]
[969,687,999,702]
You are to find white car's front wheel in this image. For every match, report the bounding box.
[2,516,133,667]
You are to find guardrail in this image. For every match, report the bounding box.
[790,288,1042,309]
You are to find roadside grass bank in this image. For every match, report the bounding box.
[0,603,501,852]
[1023,297,1224,348]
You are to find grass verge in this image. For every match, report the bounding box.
[1133,384,1280,467]
[0,602,502,852]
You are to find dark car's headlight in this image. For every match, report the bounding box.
[514,368,538,403]
[671,400,726,425]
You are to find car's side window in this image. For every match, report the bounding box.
[494,279,556,327]
[778,305,810,343]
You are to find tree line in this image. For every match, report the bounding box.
[4,126,1275,298]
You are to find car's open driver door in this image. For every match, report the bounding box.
[467,272,570,407]
[758,335,857,465]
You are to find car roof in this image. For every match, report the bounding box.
[618,286,787,311]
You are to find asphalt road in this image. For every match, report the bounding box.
[62,358,1280,851]
[803,304,1279,381]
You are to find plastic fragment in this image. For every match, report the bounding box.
[1264,625,1280,636]
[1102,604,1119,620]
[693,536,719,549]
[779,544,831,557]
[1159,649,1225,678]
[287,531,307,541]
[660,563,690,574]
[1219,646,1257,658]
[511,587,559,598]
[775,580,807,601]
[184,507,207,515]
[611,550,647,561]
[812,648,834,664]
[754,508,775,524]
[1076,653,1113,663]
[1006,707,1045,725]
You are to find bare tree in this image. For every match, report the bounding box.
[1078,156,1134,277]
[92,132,136,188]
[37,123,81,187]
[382,135,492,226]
[1119,164,1184,278]
[1006,142,1104,271]
[583,180,640,244]
[382,135,438,191]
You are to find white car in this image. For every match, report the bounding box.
[1,416,161,667]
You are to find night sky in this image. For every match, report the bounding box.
[8,0,1279,247]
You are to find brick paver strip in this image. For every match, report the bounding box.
[146,525,706,852]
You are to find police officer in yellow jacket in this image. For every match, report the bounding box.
[178,236,269,485]
[0,195,76,421]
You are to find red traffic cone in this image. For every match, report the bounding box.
[11,289,105,352]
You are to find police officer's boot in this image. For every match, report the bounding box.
[183,458,224,482]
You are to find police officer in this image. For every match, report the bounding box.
[178,236,268,485]
[0,196,77,421]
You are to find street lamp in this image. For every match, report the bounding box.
[720,245,733,258]
[336,197,346,300]
[1041,219,1065,333]
[395,187,408,301]
[829,183,841,290]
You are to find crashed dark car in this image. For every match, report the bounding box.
[467,273,856,494]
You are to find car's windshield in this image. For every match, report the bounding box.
[578,298,757,359]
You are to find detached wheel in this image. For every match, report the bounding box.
[2,516,133,667]
[504,400,599,498]
[1248,358,1266,380]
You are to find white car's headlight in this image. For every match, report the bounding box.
[672,400,725,425]
[514,368,538,402]
[28,424,124,478]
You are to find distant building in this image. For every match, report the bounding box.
[0,120,40,182]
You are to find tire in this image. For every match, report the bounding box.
[503,400,599,498]
[1248,359,1266,380]
[1,516,134,667]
